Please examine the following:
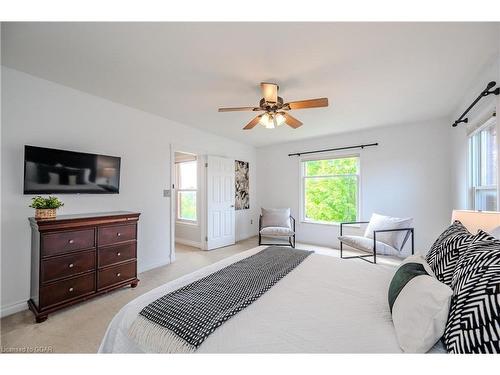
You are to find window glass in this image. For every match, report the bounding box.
[176,159,198,222]
[468,121,498,211]
[302,156,359,224]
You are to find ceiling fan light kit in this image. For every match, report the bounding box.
[218,82,329,130]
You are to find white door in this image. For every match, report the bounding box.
[206,156,235,250]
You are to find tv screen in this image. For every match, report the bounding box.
[24,145,121,194]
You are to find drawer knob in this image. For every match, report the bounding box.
[116,273,121,277]
[117,252,121,256]
[117,233,122,237]
[68,239,75,244]
[68,287,74,292]
[69,263,74,268]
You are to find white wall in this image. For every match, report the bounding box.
[1,67,259,316]
[449,51,500,210]
[257,118,452,253]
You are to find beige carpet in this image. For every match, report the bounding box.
[0,238,398,353]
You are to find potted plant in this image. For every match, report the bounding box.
[29,196,64,219]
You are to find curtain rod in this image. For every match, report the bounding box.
[452,81,499,128]
[288,142,379,157]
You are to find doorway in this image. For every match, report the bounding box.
[169,145,236,263]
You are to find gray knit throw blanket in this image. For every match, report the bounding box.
[129,246,313,352]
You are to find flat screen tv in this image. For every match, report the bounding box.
[24,145,121,194]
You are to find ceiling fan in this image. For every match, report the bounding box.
[218,82,328,130]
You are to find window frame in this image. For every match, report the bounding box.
[299,153,361,226]
[467,116,498,211]
[175,160,199,225]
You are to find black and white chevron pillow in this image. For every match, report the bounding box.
[425,221,473,286]
[444,230,500,353]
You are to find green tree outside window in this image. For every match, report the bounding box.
[303,157,359,223]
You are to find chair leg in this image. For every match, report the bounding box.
[411,229,415,255]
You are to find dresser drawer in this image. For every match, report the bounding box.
[40,273,95,309]
[41,229,95,257]
[98,242,136,268]
[98,224,136,246]
[41,250,95,284]
[98,261,136,290]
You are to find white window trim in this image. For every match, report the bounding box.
[299,152,361,226]
[175,160,199,225]
[467,115,498,211]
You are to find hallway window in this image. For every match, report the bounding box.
[176,159,198,222]
[468,116,498,211]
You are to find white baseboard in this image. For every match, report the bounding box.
[1,300,28,318]
[175,239,201,248]
[138,259,171,274]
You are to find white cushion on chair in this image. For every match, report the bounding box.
[338,235,399,256]
[260,227,294,236]
[364,213,413,251]
[261,208,291,229]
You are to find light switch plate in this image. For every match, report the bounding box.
[163,189,171,198]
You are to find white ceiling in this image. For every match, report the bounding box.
[2,22,499,147]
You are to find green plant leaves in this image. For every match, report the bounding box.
[29,196,64,209]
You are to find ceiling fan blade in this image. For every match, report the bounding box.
[243,115,262,130]
[260,82,278,103]
[284,98,328,110]
[218,106,261,112]
[283,113,303,128]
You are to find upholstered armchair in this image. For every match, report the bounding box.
[338,213,414,264]
[259,208,296,248]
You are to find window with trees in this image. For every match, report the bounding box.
[176,160,198,222]
[301,156,359,224]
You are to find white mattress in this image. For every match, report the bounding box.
[99,246,446,353]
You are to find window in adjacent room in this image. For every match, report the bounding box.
[468,115,498,211]
[176,156,198,223]
[301,155,360,224]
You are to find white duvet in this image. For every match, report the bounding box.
[99,246,446,353]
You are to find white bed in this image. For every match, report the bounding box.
[99,246,446,353]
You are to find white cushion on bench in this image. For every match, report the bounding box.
[364,213,413,251]
[339,235,399,256]
[261,208,291,229]
[260,227,295,236]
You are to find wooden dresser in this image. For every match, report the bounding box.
[28,211,140,322]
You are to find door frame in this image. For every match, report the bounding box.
[169,143,208,263]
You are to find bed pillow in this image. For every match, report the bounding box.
[364,213,413,251]
[425,220,473,287]
[261,208,291,229]
[444,230,500,353]
[488,225,500,239]
[388,255,453,353]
